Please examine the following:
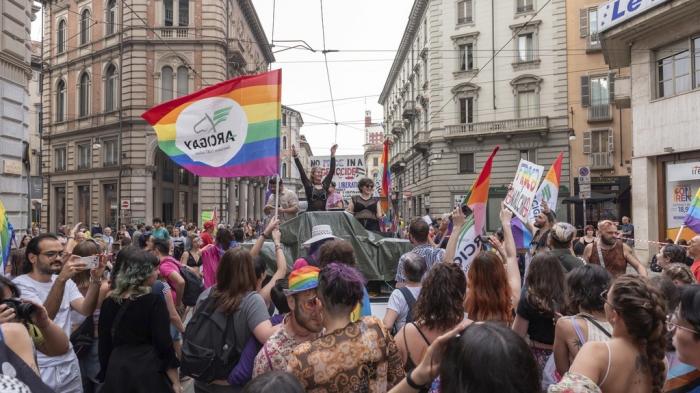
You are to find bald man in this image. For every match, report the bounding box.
[689,235,700,282]
[584,220,647,278]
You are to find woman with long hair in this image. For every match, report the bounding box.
[291,144,337,212]
[395,262,468,392]
[667,285,700,391]
[512,252,566,373]
[288,263,404,392]
[554,264,613,376]
[181,235,203,277]
[193,248,276,393]
[98,248,181,393]
[549,275,667,393]
[200,228,235,288]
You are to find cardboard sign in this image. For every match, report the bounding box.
[310,155,367,198]
[504,159,545,223]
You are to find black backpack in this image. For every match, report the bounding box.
[181,295,240,382]
[391,287,417,336]
[179,265,204,307]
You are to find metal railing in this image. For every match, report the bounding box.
[588,104,612,121]
[587,32,601,50]
[589,152,613,169]
[445,116,548,137]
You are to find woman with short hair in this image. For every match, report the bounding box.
[347,177,384,232]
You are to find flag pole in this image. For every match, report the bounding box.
[674,225,685,244]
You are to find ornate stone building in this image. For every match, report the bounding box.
[40,0,273,229]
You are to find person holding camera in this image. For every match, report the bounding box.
[13,233,107,393]
[0,276,69,392]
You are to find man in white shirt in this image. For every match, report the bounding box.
[264,178,299,223]
[13,233,105,393]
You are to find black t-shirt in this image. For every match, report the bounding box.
[516,293,556,345]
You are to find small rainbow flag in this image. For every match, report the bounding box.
[529,152,563,222]
[511,216,533,249]
[0,199,13,270]
[467,146,500,236]
[380,138,394,232]
[683,188,700,234]
[142,70,281,178]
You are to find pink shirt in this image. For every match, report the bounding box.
[158,256,181,304]
[201,245,223,289]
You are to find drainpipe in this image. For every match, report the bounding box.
[491,0,496,110]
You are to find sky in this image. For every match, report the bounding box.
[31,1,414,157]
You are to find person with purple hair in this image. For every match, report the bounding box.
[288,263,405,392]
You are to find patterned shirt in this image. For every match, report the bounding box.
[288,316,404,393]
[548,372,602,393]
[252,316,318,377]
[395,244,446,283]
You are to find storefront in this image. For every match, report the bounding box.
[569,176,631,228]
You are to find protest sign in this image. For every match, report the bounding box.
[504,159,544,222]
[310,155,366,198]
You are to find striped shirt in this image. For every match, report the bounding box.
[395,244,446,283]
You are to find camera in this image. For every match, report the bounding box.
[1,298,37,322]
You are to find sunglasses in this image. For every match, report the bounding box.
[666,313,700,335]
[41,251,65,259]
[299,295,321,310]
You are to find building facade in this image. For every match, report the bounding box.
[28,41,43,226]
[379,0,571,229]
[566,0,632,228]
[363,111,384,191]
[279,105,313,198]
[0,0,38,235]
[600,0,700,257]
[40,0,274,230]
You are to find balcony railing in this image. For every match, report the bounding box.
[156,27,194,39]
[445,116,549,138]
[587,33,601,51]
[589,152,613,169]
[588,104,612,122]
[413,131,430,150]
[402,100,416,118]
[391,120,404,135]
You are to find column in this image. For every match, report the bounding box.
[239,179,249,221]
[255,184,263,219]
[228,178,238,225]
[247,181,255,219]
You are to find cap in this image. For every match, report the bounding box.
[285,265,320,295]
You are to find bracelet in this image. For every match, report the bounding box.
[89,276,102,285]
[275,244,282,250]
[406,369,429,390]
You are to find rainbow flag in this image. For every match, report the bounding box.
[511,217,533,249]
[142,70,281,177]
[0,199,13,270]
[380,138,396,232]
[684,188,700,234]
[529,152,563,222]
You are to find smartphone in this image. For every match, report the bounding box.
[80,255,99,270]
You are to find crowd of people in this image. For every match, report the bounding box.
[3,150,700,393]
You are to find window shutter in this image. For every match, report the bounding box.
[580,9,589,38]
[608,71,616,103]
[583,131,592,154]
[581,75,590,107]
[607,129,614,153]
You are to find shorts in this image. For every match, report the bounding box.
[170,323,181,341]
[40,356,83,393]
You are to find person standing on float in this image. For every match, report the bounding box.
[292,144,337,212]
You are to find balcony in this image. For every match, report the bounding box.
[588,104,612,122]
[155,27,194,39]
[589,152,613,169]
[586,33,601,52]
[391,120,405,135]
[445,116,549,140]
[613,75,631,109]
[402,100,416,119]
[413,131,430,151]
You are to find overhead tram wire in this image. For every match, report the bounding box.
[318,0,339,143]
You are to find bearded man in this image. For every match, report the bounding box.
[583,219,647,278]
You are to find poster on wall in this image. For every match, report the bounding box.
[666,161,700,237]
[310,155,366,198]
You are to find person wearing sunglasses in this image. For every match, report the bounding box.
[252,266,323,377]
[665,284,700,392]
[346,177,384,232]
[292,143,337,212]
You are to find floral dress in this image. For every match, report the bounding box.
[548,372,602,393]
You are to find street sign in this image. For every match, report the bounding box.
[579,183,591,200]
[580,190,591,199]
[120,200,131,210]
[578,166,591,185]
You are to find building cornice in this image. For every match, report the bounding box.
[378,0,428,105]
[237,0,275,63]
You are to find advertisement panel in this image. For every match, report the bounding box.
[666,161,700,237]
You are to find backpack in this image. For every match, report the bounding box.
[391,287,417,336]
[179,264,204,307]
[181,295,240,382]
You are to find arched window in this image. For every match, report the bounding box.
[282,136,287,150]
[57,20,66,54]
[105,64,117,111]
[176,66,188,97]
[79,72,90,117]
[282,163,287,178]
[161,66,173,101]
[106,0,116,35]
[80,9,90,45]
[56,80,66,122]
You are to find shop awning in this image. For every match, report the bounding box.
[563,191,617,204]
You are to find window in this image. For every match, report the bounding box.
[282,113,287,126]
[459,97,474,124]
[55,186,66,226]
[105,64,117,112]
[695,38,700,89]
[80,9,90,45]
[178,168,189,184]
[282,136,287,150]
[103,138,118,166]
[164,0,173,26]
[103,183,117,228]
[176,66,188,97]
[106,0,116,35]
[520,150,535,162]
[77,185,91,224]
[517,90,537,118]
[583,129,613,169]
[423,19,427,45]
[77,143,91,169]
[459,153,475,173]
[517,0,533,13]
[57,20,66,54]
[373,157,379,167]
[517,33,534,62]
[178,0,189,26]
[54,147,66,171]
[282,162,287,178]
[458,43,474,71]
[79,72,90,117]
[56,79,66,122]
[457,0,473,24]
[657,49,691,98]
[161,66,173,101]
[588,8,599,45]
